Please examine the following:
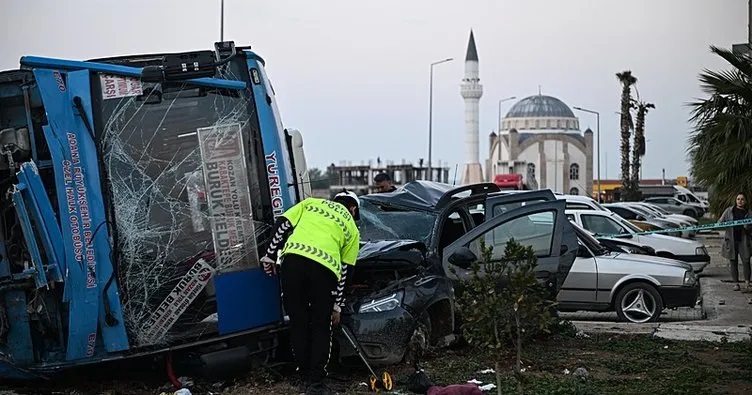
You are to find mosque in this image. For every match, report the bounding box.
[460,31,594,196]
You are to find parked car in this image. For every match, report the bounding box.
[628,202,697,238]
[638,202,699,226]
[338,182,578,366]
[604,203,687,238]
[555,194,609,211]
[559,222,700,323]
[553,196,675,236]
[565,209,710,273]
[643,197,705,219]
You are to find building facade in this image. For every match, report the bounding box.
[327,160,451,196]
[486,94,594,195]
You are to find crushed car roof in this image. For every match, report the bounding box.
[361,180,499,211]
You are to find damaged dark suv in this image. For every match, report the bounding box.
[334,182,578,366]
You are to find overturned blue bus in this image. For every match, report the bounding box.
[0,41,310,379]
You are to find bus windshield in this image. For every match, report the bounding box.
[93,71,267,335]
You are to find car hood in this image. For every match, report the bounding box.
[357,239,427,263]
[666,214,697,224]
[603,251,693,271]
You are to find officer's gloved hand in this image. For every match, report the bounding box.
[261,255,276,276]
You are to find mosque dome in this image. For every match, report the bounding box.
[502,94,580,132]
[506,95,575,118]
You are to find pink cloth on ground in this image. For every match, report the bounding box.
[427,384,483,395]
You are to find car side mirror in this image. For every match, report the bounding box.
[577,245,590,257]
[675,202,681,206]
[448,246,477,269]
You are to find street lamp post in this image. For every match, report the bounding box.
[220,0,225,41]
[427,57,453,181]
[496,96,517,171]
[573,106,601,202]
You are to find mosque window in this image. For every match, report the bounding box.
[527,163,536,178]
[569,187,579,195]
[569,163,580,180]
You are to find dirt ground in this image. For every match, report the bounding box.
[2,331,752,395]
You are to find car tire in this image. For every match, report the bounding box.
[614,282,663,323]
[682,209,696,218]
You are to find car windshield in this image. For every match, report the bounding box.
[357,200,438,245]
[571,222,609,256]
[636,204,664,217]
[646,204,671,215]
[628,205,657,219]
[590,199,609,211]
[685,194,702,204]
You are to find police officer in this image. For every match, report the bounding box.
[261,191,361,395]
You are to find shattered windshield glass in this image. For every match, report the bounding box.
[358,200,437,246]
[94,71,269,345]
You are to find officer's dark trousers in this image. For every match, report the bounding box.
[280,253,338,385]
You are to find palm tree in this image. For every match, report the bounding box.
[689,46,752,216]
[630,100,655,192]
[616,71,637,200]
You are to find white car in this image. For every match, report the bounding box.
[565,209,710,273]
[639,202,699,225]
[555,194,610,211]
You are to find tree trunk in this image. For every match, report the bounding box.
[616,71,637,200]
[516,312,522,373]
[495,361,503,395]
[619,87,632,194]
[630,105,646,196]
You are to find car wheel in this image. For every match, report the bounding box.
[614,282,663,323]
[682,209,696,218]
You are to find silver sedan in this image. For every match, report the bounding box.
[556,223,700,323]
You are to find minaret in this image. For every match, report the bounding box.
[460,30,484,185]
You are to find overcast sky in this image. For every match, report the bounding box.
[2,0,746,180]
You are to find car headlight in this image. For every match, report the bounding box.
[358,291,404,314]
[683,270,697,286]
[695,246,708,256]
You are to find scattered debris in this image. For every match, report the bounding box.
[563,368,570,375]
[573,367,589,380]
[467,379,483,384]
[478,383,497,391]
[477,368,495,374]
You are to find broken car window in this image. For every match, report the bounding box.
[358,200,437,246]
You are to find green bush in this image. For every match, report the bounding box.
[453,238,561,394]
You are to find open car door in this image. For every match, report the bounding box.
[443,196,577,295]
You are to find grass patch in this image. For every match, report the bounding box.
[332,334,752,394]
[5,334,751,394]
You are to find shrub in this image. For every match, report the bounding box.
[454,238,561,394]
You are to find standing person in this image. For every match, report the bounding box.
[261,191,361,395]
[373,173,397,193]
[719,192,752,291]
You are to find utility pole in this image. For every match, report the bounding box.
[220,0,225,41]
[573,106,601,202]
[427,57,453,181]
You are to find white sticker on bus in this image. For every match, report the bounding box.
[100,74,143,100]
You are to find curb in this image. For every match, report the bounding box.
[571,321,752,342]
